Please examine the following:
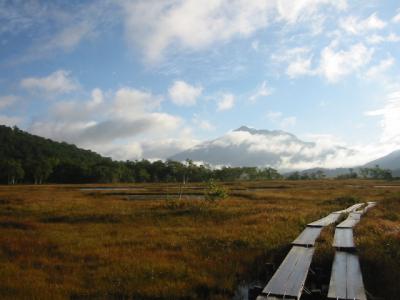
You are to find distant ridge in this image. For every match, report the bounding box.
[363,150,400,169]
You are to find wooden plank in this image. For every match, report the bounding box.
[307,213,341,227]
[256,296,280,300]
[337,203,364,214]
[261,246,314,299]
[292,227,322,247]
[327,251,347,299]
[328,252,367,300]
[332,202,365,214]
[333,228,355,249]
[337,213,361,228]
[346,253,367,300]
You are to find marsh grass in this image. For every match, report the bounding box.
[0,180,398,299]
[355,193,400,300]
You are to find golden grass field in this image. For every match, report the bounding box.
[0,180,399,299]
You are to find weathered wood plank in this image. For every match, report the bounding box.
[328,251,367,300]
[337,212,361,228]
[334,203,364,214]
[346,253,367,300]
[261,246,314,299]
[333,228,355,249]
[307,213,341,227]
[292,227,322,247]
[345,203,365,212]
[256,296,280,300]
[327,251,347,299]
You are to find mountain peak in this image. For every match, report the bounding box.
[234,125,295,139]
[234,125,260,133]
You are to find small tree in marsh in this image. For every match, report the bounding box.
[204,179,228,202]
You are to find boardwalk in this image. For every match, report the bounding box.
[292,227,322,247]
[258,246,314,300]
[333,228,355,250]
[307,212,341,227]
[257,202,373,300]
[327,251,367,300]
[337,212,361,228]
[327,202,376,300]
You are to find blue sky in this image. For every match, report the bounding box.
[1,0,400,166]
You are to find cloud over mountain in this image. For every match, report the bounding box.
[170,126,358,170]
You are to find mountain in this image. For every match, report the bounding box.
[0,125,111,183]
[363,150,400,170]
[0,125,107,165]
[363,150,400,177]
[169,126,356,170]
[298,150,400,178]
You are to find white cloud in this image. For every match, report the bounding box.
[217,93,234,111]
[121,0,347,62]
[50,88,104,121]
[20,70,79,95]
[271,46,315,79]
[266,111,297,129]
[121,0,271,62]
[92,128,198,161]
[318,42,373,82]
[274,41,378,82]
[249,81,272,102]
[42,21,94,53]
[1,1,118,64]
[366,32,400,44]
[366,91,400,144]
[365,57,395,79]
[112,88,162,119]
[249,81,273,102]
[275,0,347,24]
[192,115,215,131]
[0,115,22,127]
[251,40,259,51]
[168,80,202,106]
[340,13,386,35]
[0,95,18,110]
[271,46,311,63]
[200,128,361,170]
[286,57,314,78]
[392,11,400,23]
[29,86,183,155]
[140,137,199,160]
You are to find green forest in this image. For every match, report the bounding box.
[0,125,282,184]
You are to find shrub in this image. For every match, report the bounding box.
[204,179,228,202]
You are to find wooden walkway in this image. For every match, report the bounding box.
[292,227,322,247]
[327,251,367,300]
[333,228,355,249]
[258,246,315,299]
[337,212,361,228]
[257,203,367,300]
[307,212,341,227]
[256,202,374,300]
[327,202,376,300]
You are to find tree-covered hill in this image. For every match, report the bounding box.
[0,125,115,183]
